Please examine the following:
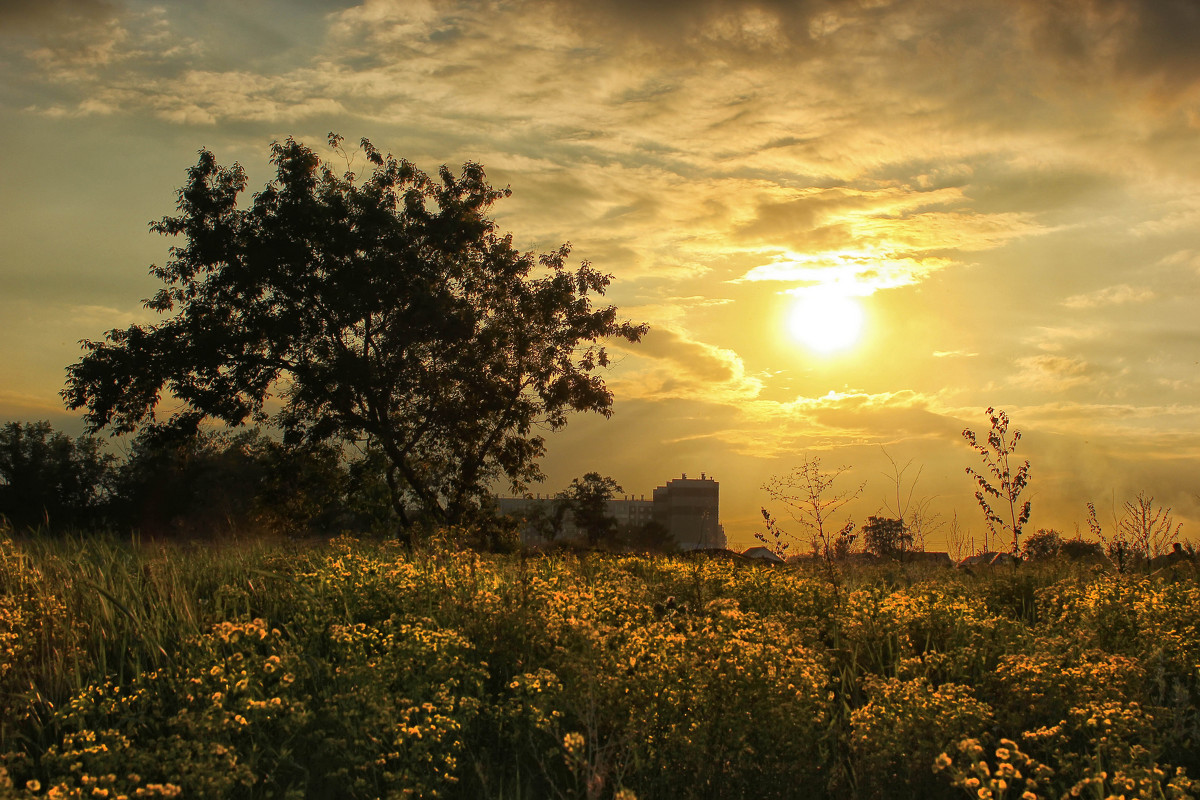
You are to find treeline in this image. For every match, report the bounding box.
[0,420,401,538]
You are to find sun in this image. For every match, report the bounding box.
[787,290,865,353]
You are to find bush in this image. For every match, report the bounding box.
[1021,528,1062,561]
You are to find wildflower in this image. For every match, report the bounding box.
[26,779,41,792]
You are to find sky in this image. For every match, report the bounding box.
[3,0,1200,551]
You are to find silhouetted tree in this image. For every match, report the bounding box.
[1020,528,1062,562]
[762,455,864,563]
[561,472,622,546]
[0,421,115,531]
[518,497,571,543]
[624,519,676,553]
[861,515,910,558]
[63,135,646,544]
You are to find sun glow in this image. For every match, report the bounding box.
[787,289,865,353]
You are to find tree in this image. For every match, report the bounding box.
[510,496,571,544]
[879,448,943,553]
[962,408,1031,555]
[1020,528,1063,562]
[110,424,349,538]
[1111,491,1182,567]
[63,135,646,543]
[624,519,675,553]
[861,515,910,558]
[561,472,622,546]
[762,455,864,562]
[0,421,116,531]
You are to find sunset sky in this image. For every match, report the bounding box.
[4,0,1200,550]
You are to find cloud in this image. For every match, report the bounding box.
[1063,283,1156,309]
[1027,325,1106,352]
[608,325,764,403]
[0,0,117,31]
[1018,0,1200,94]
[700,388,960,458]
[1012,354,1093,392]
[737,252,955,294]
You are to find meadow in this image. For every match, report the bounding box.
[1,531,1198,800]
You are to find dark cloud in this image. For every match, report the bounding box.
[632,327,740,384]
[0,0,118,31]
[734,188,863,240]
[1021,0,1200,89]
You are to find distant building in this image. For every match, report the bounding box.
[652,473,725,550]
[498,472,725,549]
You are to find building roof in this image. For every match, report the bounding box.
[742,546,786,563]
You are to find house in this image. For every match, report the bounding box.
[742,546,785,564]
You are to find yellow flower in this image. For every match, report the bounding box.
[26,779,41,792]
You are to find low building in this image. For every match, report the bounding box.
[742,546,785,564]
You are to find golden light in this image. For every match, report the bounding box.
[787,289,865,353]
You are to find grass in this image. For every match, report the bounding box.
[1,530,1198,799]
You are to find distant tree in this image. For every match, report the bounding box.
[111,424,352,538]
[0,421,116,531]
[878,448,942,551]
[243,432,349,535]
[1114,491,1182,566]
[111,425,261,537]
[63,135,646,545]
[861,515,910,558]
[946,511,972,562]
[1061,535,1104,561]
[520,497,571,543]
[561,472,622,546]
[962,408,1031,555]
[762,455,864,563]
[625,519,676,553]
[1021,528,1063,562]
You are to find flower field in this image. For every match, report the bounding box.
[1,533,1198,799]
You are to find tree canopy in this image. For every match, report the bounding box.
[0,421,113,530]
[560,471,623,546]
[63,135,646,540]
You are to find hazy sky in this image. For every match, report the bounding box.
[4,0,1200,550]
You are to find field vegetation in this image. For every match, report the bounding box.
[1,530,1198,799]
